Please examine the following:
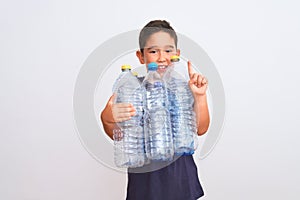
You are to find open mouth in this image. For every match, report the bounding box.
[157,65,168,73]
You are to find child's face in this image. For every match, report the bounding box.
[136,31,180,74]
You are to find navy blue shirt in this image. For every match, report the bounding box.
[126,155,204,200]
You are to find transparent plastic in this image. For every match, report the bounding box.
[112,67,145,168]
[163,57,198,155]
[142,62,174,161]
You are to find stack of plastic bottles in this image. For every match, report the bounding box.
[112,59,197,168]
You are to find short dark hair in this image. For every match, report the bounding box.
[139,20,178,54]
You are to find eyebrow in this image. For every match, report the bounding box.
[145,45,175,50]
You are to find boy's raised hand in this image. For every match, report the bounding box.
[187,61,208,96]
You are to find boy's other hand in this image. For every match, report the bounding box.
[187,61,208,97]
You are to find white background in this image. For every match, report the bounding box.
[1,0,300,199]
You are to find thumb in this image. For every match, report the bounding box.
[108,93,116,105]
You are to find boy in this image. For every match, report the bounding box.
[101,20,210,200]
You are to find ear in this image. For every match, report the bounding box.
[176,49,181,56]
[136,50,145,64]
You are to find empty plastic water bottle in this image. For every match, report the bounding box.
[142,62,174,161]
[164,56,198,155]
[112,65,145,168]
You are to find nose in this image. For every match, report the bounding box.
[157,51,167,63]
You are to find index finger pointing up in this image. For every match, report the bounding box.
[187,61,195,78]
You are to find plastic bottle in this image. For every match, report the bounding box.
[164,56,198,155]
[112,65,145,168]
[112,65,130,93]
[142,62,174,161]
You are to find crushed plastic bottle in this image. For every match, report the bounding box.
[164,56,198,155]
[142,62,174,161]
[112,65,145,168]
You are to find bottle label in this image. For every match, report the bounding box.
[154,81,163,87]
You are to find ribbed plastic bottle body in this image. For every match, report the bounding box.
[112,73,126,94]
[165,59,198,155]
[142,65,173,161]
[113,69,145,168]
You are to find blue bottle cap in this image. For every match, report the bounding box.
[147,62,158,71]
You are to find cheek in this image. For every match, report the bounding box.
[164,57,172,66]
[143,54,157,63]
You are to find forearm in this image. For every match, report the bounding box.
[100,95,117,140]
[101,111,118,140]
[193,94,210,136]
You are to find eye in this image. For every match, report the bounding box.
[165,49,173,53]
[149,50,157,54]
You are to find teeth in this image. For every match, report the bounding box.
[158,65,167,69]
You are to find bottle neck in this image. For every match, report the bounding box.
[171,58,180,63]
[121,69,131,72]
